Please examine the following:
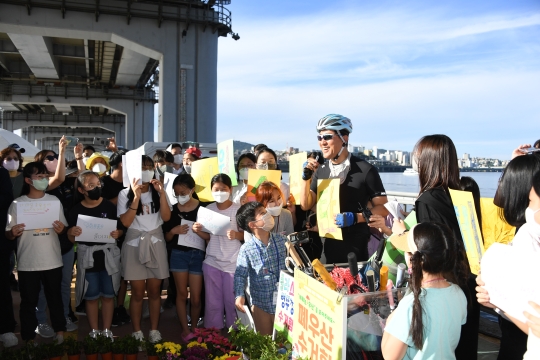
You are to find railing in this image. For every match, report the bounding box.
[386,190,417,211]
[0,82,158,102]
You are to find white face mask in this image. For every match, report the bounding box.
[174,154,183,165]
[176,192,191,205]
[45,159,58,173]
[92,163,107,175]
[254,211,275,232]
[239,168,249,180]
[525,207,540,225]
[184,165,192,174]
[141,170,154,183]
[267,202,282,217]
[82,157,89,166]
[212,191,230,203]
[3,159,19,171]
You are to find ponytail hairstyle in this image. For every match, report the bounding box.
[408,222,458,350]
[125,155,161,215]
[21,162,49,196]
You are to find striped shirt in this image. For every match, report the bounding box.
[234,233,288,314]
[203,202,241,274]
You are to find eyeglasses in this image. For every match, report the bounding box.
[45,155,58,161]
[317,134,335,141]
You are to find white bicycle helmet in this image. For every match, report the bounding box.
[316,114,353,134]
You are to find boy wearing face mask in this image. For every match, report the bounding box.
[234,201,288,335]
[66,171,122,340]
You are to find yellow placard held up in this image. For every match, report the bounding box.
[449,189,485,275]
[191,157,219,202]
[317,179,342,240]
[247,169,282,203]
[292,268,346,360]
[289,152,307,205]
[480,197,515,250]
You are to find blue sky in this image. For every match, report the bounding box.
[215,0,540,159]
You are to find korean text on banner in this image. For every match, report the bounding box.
[292,268,346,360]
[177,219,206,251]
[481,243,540,323]
[16,201,60,230]
[125,150,142,186]
[217,139,238,187]
[191,157,219,202]
[76,215,116,243]
[316,179,342,240]
[247,169,282,202]
[164,172,179,205]
[196,206,231,236]
[449,189,485,275]
[273,271,295,343]
[289,152,307,205]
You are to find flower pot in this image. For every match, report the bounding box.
[101,352,113,360]
[147,356,158,360]
[125,354,137,360]
[68,355,81,360]
[112,354,124,360]
[49,357,62,360]
[86,354,98,360]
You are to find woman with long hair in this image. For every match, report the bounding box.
[382,223,467,359]
[118,155,171,343]
[231,153,256,205]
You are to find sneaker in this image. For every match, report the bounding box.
[0,332,18,348]
[35,323,54,338]
[65,317,78,332]
[102,329,114,342]
[75,302,86,316]
[132,331,144,351]
[89,329,101,339]
[68,308,78,323]
[148,330,162,343]
[54,334,64,344]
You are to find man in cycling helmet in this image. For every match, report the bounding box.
[300,114,388,263]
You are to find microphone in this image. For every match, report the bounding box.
[348,252,358,279]
[396,263,406,288]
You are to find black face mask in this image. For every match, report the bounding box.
[86,187,102,200]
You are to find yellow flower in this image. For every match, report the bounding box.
[187,341,207,349]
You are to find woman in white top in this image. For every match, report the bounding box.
[198,173,243,329]
[117,155,171,343]
[231,153,256,205]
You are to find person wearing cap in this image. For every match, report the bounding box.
[182,147,201,175]
[299,114,388,263]
[382,222,468,360]
[85,153,111,177]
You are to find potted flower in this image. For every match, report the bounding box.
[97,335,113,360]
[47,340,65,360]
[83,335,100,360]
[154,342,182,359]
[144,339,162,360]
[214,350,243,360]
[111,336,125,360]
[122,335,141,360]
[182,341,210,359]
[64,337,82,360]
[228,320,291,360]
[192,327,234,357]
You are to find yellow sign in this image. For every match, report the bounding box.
[246,169,282,203]
[449,189,485,275]
[191,157,219,202]
[292,268,346,360]
[288,152,307,205]
[317,179,343,240]
[480,197,515,250]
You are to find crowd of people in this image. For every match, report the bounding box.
[0,114,539,359]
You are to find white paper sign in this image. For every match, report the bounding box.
[164,172,179,205]
[481,243,540,323]
[16,201,60,230]
[125,150,142,186]
[384,199,406,221]
[196,206,231,236]
[122,155,130,187]
[177,219,206,251]
[76,215,117,244]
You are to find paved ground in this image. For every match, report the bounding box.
[3,275,500,359]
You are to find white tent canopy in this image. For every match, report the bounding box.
[0,129,41,160]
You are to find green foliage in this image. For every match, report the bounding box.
[228,319,291,360]
[144,339,162,356]
[47,340,66,358]
[82,335,100,355]
[63,337,82,356]
[96,335,113,354]
[111,336,126,355]
[122,335,141,355]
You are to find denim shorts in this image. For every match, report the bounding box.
[169,248,205,275]
[84,270,115,300]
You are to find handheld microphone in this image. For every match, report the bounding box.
[347,252,359,279]
[396,263,406,288]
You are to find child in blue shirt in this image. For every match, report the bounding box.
[234,201,288,335]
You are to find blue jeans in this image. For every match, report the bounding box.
[36,248,74,323]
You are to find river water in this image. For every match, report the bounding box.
[282,171,501,198]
